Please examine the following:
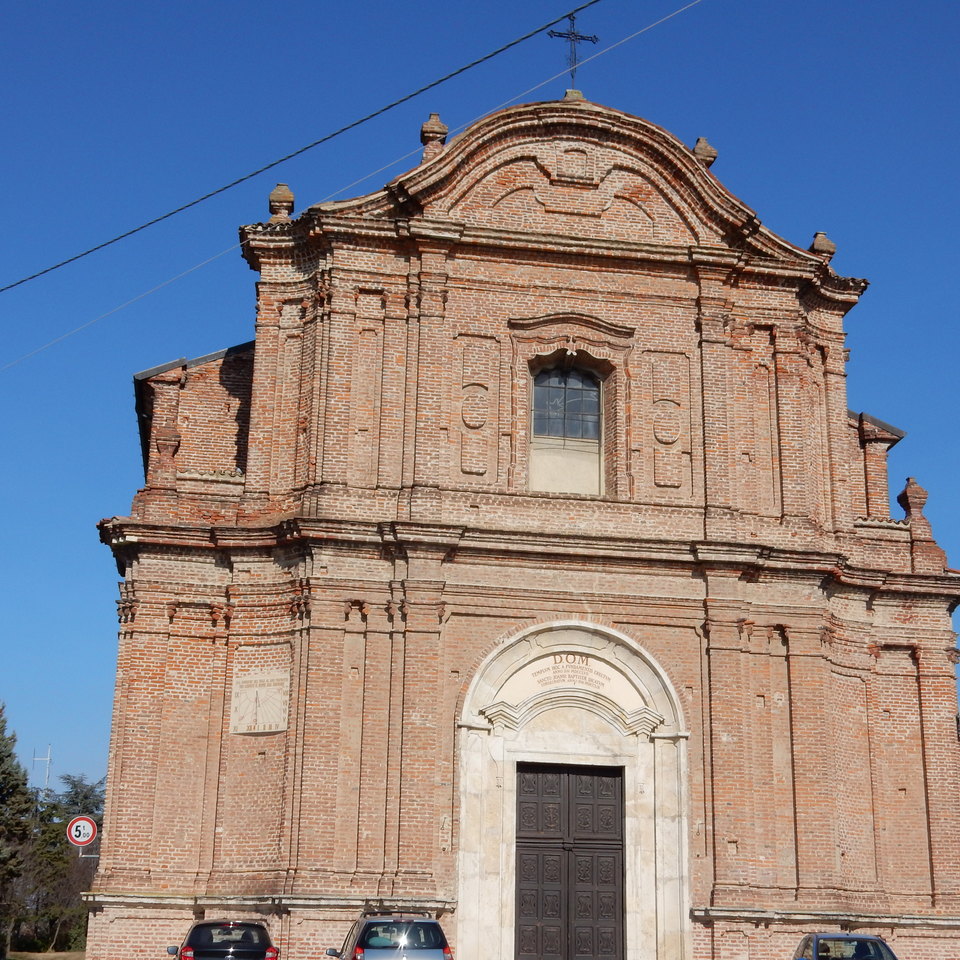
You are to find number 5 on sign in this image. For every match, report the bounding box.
[66,816,98,846]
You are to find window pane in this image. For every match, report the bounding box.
[535,369,564,387]
[581,417,600,440]
[532,367,601,440]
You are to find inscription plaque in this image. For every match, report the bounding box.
[497,653,642,711]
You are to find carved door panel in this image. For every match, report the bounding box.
[516,765,623,960]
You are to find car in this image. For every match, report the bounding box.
[792,934,900,960]
[167,920,279,960]
[326,912,452,960]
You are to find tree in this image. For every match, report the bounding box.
[0,705,34,960]
[57,774,105,819]
[12,774,105,953]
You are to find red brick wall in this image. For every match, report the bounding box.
[92,98,960,960]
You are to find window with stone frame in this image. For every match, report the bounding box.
[529,364,603,495]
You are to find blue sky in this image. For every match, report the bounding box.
[2,0,958,785]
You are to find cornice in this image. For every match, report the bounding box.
[98,518,289,552]
[278,517,383,545]
[692,906,960,929]
[508,312,635,340]
[99,515,960,603]
[238,215,860,311]
[239,219,316,271]
[866,570,960,598]
[83,892,456,914]
[312,216,401,244]
[799,268,870,313]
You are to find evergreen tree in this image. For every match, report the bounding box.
[0,705,33,959]
[10,774,106,953]
[57,773,105,819]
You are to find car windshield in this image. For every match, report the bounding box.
[187,924,269,948]
[359,922,445,950]
[817,940,896,960]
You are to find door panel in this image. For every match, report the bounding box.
[517,849,564,960]
[516,765,623,960]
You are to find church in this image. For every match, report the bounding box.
[89,93,960,960]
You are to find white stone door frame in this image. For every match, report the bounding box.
[456,621,690,960]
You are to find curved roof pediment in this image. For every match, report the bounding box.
[290,98,865,304]
[364,98,824,266]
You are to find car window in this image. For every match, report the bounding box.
[188,924,269,947]
[359,922,446,950]
[816,940,896,960]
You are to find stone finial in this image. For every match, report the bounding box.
[692,137,718,168]
[898,477,930,525]
[563,89,585,101]
[809,231,836,262]
[420,113,448,163]
[269,183,295,221]
[897,477,947,573]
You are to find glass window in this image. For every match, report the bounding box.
[359,921,447,950]
[532,368,600,441]
[816,940,897,960]
[188,923,269,947]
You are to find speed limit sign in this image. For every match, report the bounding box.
[66,816,98,847]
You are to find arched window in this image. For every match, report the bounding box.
[529,365,603,495]
[533,368,601,440]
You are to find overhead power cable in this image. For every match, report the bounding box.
[315,0,709,208]
[1,0,713,373]
[0,0,605,297]
[0,247,237,373]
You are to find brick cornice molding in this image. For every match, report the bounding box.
[508,311,635,341]
[98,514,960,607]
[692,906,960,929]
[83,892,457,913]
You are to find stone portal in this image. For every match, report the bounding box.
[457,622,688,960]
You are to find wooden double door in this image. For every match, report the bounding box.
[516,764,624,960]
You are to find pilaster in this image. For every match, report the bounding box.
[916,641,960,907]
[695,266,737,541]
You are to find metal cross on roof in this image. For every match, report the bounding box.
[548,14,599,89]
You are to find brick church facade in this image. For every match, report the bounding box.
[91,95,960,960]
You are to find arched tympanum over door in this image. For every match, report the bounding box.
[456,622,690,960]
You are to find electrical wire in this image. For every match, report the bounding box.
[0,247,238,372]
[1,0,712,372]
[315,0,709,207]
[0,0,605,297]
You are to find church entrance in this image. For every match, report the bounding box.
[456,623,688,960]
[516,763,624,960]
